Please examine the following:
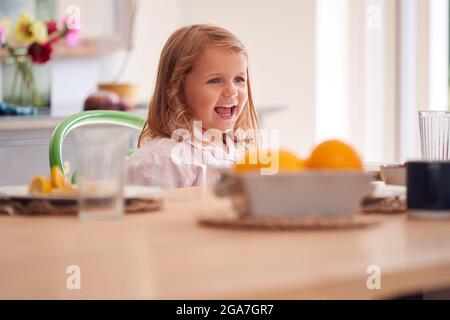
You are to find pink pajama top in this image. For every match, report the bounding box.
[127,136,246,189]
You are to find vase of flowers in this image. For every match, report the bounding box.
[0,13,81,107]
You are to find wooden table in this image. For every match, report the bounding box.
[1,186,450,299]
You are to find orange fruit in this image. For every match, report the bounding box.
[50,165,75,193]
[51,187,76,196]
[28,176,52,195]
[234,148,268,171]
[297,157,307,170]
[28,166,75,196]
[51,165,68,189]
[277,149,306,170]
[234,148,305,172]
[306,139,363,170]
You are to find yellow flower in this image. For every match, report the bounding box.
[30,21,48,43]
[13,13,48,45]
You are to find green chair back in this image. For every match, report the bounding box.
[49,110,145,178]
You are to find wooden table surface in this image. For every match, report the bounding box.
[1,186,450,299]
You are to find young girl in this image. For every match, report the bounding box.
[127,24,260,188]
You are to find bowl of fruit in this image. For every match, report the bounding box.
[214,139,373,218]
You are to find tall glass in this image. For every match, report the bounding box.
[76,127,130,221]
[418,111,450,160]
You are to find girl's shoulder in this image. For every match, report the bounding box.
[128,136,183,170]
[134,136,180,155]
[129,136,201,171]
[127,137,199,188]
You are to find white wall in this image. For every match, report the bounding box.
[428,0,449,111]
[347,0,396,164]
[110,0,180,102]
[51,57,100,117]
[316,0,349,142]
[57,0,114,39]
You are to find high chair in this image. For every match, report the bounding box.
[48,110,145,181]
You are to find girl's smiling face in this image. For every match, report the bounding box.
[184,46,248,133]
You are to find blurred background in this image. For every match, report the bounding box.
[0,0,449,181]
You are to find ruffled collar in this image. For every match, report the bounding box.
[184,129,245,162]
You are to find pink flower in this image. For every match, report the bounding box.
[0,26,6,46]
[64,27,80,47]
[28,42,53,64]
[62,15,81,47]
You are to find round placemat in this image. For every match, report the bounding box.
[198,212,382,231]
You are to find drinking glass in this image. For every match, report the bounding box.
[418,111,450,160]
[76,127,130,221]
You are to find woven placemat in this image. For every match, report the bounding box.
[198,211,382,231]
[0,198,163,216]
[361,196,407,214]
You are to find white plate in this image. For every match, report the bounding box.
[0,185,164,203]
[370,181,406,198]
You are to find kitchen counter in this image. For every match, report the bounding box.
[0,107,148,132]
[0,115,65,132]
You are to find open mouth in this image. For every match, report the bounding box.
[214,105,236,119]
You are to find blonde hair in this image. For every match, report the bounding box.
[138,24,260,147]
